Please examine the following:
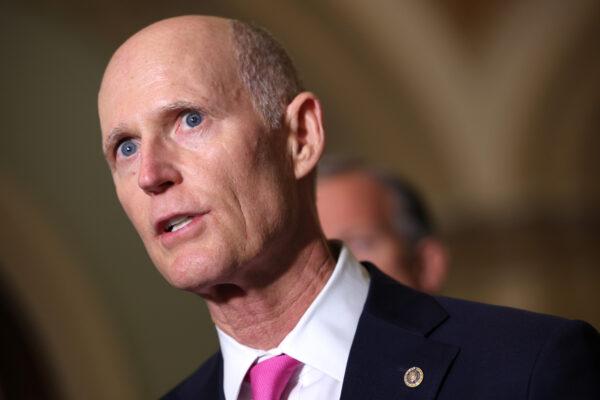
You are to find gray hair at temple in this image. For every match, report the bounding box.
[317,155,435,247]
[231,20,304,131]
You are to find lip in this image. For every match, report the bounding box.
[155,212,208,249]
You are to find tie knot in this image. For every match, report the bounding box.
[248,354,300,400]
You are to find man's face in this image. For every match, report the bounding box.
[317,171,417,287]
[98,20,295,293]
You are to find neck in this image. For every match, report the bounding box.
[204,236,335,349]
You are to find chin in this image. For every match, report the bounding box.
[162,271,201,291]
[158,252,232,294]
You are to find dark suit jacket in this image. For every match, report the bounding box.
[163,264,600,399]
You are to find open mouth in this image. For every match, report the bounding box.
[164,215,194,233]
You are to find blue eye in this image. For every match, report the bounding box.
[118,139,138,157]
[184,111,203,128]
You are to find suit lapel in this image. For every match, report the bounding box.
[201,352,225,400]
[340,264,459,400]
[162,351,225,400]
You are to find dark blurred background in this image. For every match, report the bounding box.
[1,0,599,398]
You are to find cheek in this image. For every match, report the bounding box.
[233,165,294,250]
[114,157,140,182]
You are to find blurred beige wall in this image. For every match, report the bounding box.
[1,0,598,398]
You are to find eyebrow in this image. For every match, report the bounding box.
[101,100,209,158]
[102,123,128,159]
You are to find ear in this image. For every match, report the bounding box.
[284,92,326,180]
[414,238,449,293]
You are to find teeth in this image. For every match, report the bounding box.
[166,216,193,233]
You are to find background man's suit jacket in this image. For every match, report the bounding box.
[163,264,600,399]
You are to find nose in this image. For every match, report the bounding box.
[137,139,182,195]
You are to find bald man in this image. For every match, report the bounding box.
[317,158,448,293]
[98,15,600,400]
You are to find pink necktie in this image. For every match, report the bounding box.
[247,354,301,400]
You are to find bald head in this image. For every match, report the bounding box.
[106,15,231,64]
[99,16,302,137]
[101,16,232,85]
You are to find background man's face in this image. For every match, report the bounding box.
[317,171,417,287]
[98,22,294,293]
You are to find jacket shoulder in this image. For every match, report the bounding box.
[435,295,575,332]
[432,296,600,399]
[432,295,595,358]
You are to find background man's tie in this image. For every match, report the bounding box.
[247,354,301,400]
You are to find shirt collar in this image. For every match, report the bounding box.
[217,244,370,400]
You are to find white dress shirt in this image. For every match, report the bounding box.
[216,245,370,400]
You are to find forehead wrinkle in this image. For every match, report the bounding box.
[102,95,229,155]
[103,100,204,142]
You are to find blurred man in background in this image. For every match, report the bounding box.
[318,157,448,293]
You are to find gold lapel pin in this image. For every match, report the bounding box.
[404,366,424,388]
